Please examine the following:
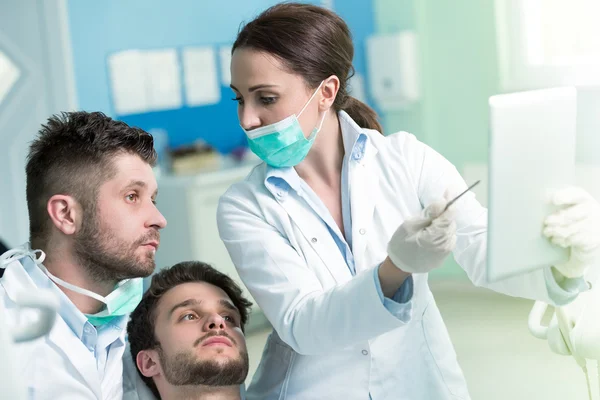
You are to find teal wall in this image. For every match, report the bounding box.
[373,0,501,279]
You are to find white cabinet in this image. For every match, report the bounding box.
[152,163,266,328]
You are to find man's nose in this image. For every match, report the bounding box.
[205,313,226,331]
[148,204,167,230]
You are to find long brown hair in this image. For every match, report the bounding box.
[233,2,383,133]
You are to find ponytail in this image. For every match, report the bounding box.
[340,96,383,134]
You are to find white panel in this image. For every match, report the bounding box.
[487,87,577,281]
[366,31,419,110]
[182,47,220,106]
[109,49,182,115]
[219,45,232,86]
[0,51,20,105]
[108,50,149,115]
[576,86,600,165]
[144,49,182,111]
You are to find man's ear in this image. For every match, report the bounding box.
[47,194,82,236]
[136,349,161,378]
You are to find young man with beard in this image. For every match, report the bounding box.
[126,261,253,400]
[0,111,167,399]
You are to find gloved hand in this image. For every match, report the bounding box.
[543,187,600,278]
[387,191,457,274]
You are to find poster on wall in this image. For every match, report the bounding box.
[108,49,182,115]
[182,46,221,107]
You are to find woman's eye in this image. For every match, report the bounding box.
[231,97,244,105]
[261,96,276,105]
[126,194,138,203]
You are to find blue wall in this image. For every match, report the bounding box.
[67,0,377,153]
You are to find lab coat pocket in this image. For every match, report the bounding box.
[247,333,296,400]
[421,302,470,400]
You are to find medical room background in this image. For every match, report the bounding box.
[1,0,599,399]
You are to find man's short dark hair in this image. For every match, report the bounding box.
[26,111,156,248]
[127,261,253,398]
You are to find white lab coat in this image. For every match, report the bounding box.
[0,257,126,400]
[217,111,576,400]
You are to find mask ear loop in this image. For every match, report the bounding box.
[307,111,328,141]
[31,249,46,265]
[0,248,26,268]
[39,264,108,304]
[0,243,46,268]
[297,80,325,118]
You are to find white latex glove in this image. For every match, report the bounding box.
[543,187,600,278]
[387,192,457,274]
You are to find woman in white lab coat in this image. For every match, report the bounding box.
[217,3,600,399]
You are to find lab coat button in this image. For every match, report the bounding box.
[359,228,366,235]
[311,237,317,243]
[362,350,369,355]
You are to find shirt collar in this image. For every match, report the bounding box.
[338,110,368,162]
[264,111,370,197]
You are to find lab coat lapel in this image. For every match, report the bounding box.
[275,195,352,283]
[350,145,380,273]
[2,260,102,397]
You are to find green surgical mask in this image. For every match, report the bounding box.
[243,81,326,168]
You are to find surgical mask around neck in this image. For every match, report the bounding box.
[0,243,143,326]
[242,81,327,168]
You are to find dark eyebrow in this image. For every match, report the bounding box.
[220,299,240,315]
[124,180,158,198]
[168,299,201,318]
[229,84,278,93]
